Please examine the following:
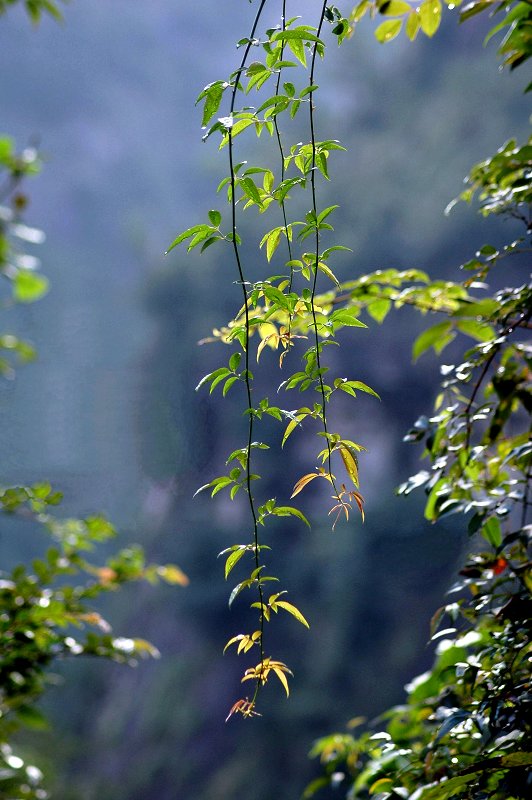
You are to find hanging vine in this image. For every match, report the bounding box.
[167,0,377,719]
[167,0,531,726]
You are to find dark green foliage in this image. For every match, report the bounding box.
[304,7,531,796]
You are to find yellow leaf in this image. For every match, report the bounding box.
[224,634,244,654]
[156,564,189,586]
[290,472,320,498]
[273,667,290,697]
[258,322,278,340]
[276,600,310,628]
[339,446,359,488]
[419,0,441,37]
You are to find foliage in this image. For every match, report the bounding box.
[169,7,531,800]
[169,0,379,719]
[302,5,531,799]
[0,136,47,377]
[306,199,531,797]
[0,482,187,799]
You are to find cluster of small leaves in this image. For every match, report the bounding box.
[447,134,532,218]
[346,0,532,60]
[0,482,187,797]
[347,0,449,45]
[305,204,531,800]
[0,137,49,377]
[460,0,532,72]
[307,553,531,799]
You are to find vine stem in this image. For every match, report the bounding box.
[273,0,295,341]
[308,1,342,502]
[228,0,268,706]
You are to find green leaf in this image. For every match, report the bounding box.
[405,10,421,40]
[481,517,502,548]
[419,0,442,37]
[329,308,367,328]
[166,224,207,254]
[156,565,189,586]
[410,771,482,800]
[412,321,452,361]
[282,414,306,447]
[13,271,49,303]
[198,82,225,127]
[347,381,380,399]
[229,352,241,372]
[456,319,494,342]
[317,261,340,286]
[208,209,221,226]
[271,28,321,44]
[260,227,283,262]
[374,19,403,43]
[367,298,391,322]
[271,506,311,528]
[317,205,339,224]
[240,177,262,205]
[224,548,246,579]
[353,0,370,21]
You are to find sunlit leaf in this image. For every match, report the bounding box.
[419,0,442,37]
[339,446,359,488]
[374,19,403,43]
[276,600,310,628]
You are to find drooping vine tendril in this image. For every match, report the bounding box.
[308,1,343,505]
[227,0,269,709]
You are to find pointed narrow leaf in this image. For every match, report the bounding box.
[282,414,306,447]
[166,224,207,254]
[225,548,246,579]
[339,446,360,488]
[291,472,320,498]
[276,600,310,628]
[271,506,311,528]
[273,667,290,696]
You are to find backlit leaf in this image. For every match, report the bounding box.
[419,0,442,37]
[276,600,310,628]
[13,271,49,303]
[224,548,246,579]
[374,19,403,42]
[339,446,359,488]
[291,472,321,498]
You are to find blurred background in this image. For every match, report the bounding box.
[1,1,529,798]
